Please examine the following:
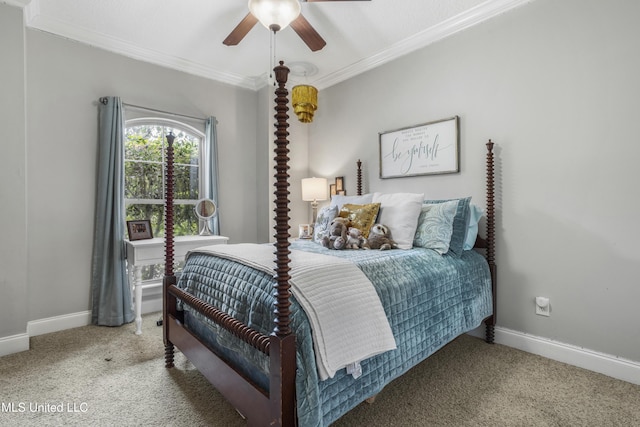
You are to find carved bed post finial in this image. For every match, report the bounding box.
[272,61,292,338]
[486,140,495,266]
[485,139,497,343]
[356,159,362,196]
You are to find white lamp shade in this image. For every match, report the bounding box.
[248,0,301,31]
[301,177,328,201]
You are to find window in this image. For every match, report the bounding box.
[124,118,206,281]
[124,118,205,237]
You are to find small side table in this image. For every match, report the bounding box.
[125,235,228,334]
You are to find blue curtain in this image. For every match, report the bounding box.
[91,96,133,326]
[204,116,220,234]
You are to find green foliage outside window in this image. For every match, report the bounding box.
[124,124,201,237]
[124,123,203,281]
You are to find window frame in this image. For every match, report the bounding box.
[123,117,206,237]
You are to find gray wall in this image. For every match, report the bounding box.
[25,29,261,321]
[0,5,264,332]
[0,4,28,338]
[256,82,310,244]
[3,0,638,367]
[0,4,309,338]
[309,0,640,362]
[256,85,272,243]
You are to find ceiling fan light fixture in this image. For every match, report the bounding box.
[248,0,301,32]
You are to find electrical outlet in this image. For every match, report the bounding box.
[535,304,550,316]
[535,296,550,317]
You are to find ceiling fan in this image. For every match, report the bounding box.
[223,0,371,52]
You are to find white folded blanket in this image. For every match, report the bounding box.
[188,243,397,380]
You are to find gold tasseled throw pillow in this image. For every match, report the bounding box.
[338,203,381,238]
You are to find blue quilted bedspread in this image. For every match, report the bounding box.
[177,240,492,427]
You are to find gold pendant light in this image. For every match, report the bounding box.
[292,85,318,123]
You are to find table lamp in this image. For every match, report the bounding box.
[301,177,328,225]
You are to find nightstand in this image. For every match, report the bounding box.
[125,235,228,334]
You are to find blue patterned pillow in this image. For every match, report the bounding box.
[424,197,471,257]
[413,200,458,254]
[313,205,338,242]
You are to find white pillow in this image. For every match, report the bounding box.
[372,192,424,249]
[330,193,373,210]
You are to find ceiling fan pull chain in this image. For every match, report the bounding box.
[270,30,278,86]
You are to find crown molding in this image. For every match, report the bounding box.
[20,0,533,91]
[2,0,32,7]
[23,0,39,23]
[314,0,534,90]
[24,10,261,90]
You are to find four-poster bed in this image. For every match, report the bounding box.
[162,61,497,426]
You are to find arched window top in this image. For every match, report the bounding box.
[125,117,205,139]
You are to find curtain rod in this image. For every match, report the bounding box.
[99,97,208,123]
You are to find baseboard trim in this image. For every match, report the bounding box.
[141,298,162,315]
[0,333,29,357]
[469,326,640,385]
[27,310,92,337]
[1,299,162,356]
[2,311,93,357]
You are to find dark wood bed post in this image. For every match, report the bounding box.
[356,159,362,196]
[270,61,296,426]
[484,140,497,344]
[163,132,177,367]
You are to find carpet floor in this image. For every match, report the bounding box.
[1,313,638,426]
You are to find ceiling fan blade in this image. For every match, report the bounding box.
[223,13,259,46]
[290,14,327,52]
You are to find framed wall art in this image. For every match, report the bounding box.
[331,176,345,196]
[298,224,312,239]
[126,219,153,241]
[379,116,459,179]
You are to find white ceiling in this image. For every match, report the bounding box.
[11,0,532,90]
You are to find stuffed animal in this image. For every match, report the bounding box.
[345,227,367,249]
[364,224,397,250]
[321,218,349,250]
